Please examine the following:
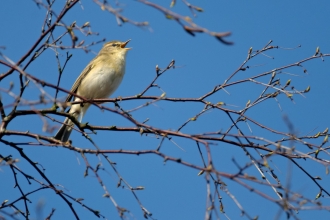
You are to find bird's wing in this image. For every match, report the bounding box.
[65,60,95,103]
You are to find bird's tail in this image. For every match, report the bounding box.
[54,117,74,142]
[54,102,87,142]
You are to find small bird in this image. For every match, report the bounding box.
[54,39,131,142]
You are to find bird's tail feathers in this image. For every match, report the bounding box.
[54,117,74,142]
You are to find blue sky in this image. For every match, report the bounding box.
[1,1,330,220]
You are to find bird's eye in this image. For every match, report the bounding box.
[111,43,119,47]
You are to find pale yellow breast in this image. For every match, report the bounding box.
[77,52,127,100]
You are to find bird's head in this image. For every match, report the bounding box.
[101,39,131,56]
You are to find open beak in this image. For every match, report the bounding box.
[121,39,131,49]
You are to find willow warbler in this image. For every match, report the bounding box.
[55,39,131,142]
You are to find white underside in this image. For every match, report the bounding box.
[69,53,127,122]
